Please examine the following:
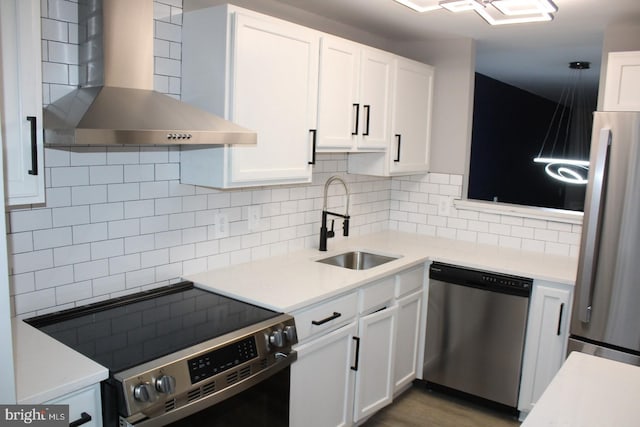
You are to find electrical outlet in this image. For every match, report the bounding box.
[248,205,261,232]
[438,196,451,216]
[214,212,229,239]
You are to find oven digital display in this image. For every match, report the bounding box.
[188,336,258,384]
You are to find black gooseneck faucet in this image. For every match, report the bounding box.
[319,176,350,251]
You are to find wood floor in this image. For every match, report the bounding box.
[362,385,521,427]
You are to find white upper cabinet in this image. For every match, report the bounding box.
[603,51,640,112]
[348,57,434,177]
[181,5,319,188]
[0,0,45,205]
[389,58,434,174]
[316,36,394,152]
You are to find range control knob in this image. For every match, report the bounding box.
[269,329,285,348]
[155,375,176,394]
[283,325,297,344]
[133,383,153,402]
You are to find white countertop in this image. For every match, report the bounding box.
[12,230,576,405]
[12,318,108,404]
[185,231,577,312]
[522,352,640,427]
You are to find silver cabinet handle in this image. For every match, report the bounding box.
[577,128,612,323]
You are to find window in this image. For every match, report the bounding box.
[468,73,594,212]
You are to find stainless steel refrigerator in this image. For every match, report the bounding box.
[569,111,640,365]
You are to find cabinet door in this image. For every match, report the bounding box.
[390,58,434,174]
[353,305,397,422]
[518,281,572,414]
[46,384,102,427]
[603,51,640,112]
[394,290,423,392]
[0,0,44,205]
[358,48,393,150]
[229,13,318,185]
[290,322,357,427]
[316,37,360,150]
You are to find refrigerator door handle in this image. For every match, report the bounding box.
[578,128,612,323]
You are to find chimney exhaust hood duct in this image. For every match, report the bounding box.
[43,0,256,146]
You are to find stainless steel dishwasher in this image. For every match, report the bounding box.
[422,262,532,412]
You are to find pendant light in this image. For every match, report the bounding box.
[534,61,594,185]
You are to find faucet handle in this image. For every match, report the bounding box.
[328,219,335,238]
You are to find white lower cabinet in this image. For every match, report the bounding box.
[393,290,423,392]
[290,321,357,427]
[289,264,426,426]
[353,304,397,423]
[45,383,102,427]
[518,280,573,416]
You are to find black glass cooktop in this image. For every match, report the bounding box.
[26,282,279,373]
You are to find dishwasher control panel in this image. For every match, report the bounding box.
[430,262,532,297]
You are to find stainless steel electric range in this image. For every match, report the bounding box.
[26,281,297,427]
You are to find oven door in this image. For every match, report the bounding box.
[122,351,295,427]
[169,365,291,427]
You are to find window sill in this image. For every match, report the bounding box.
[453,199,584,225]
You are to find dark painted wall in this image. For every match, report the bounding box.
[468,73,585,211]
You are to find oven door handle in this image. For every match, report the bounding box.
[122,350,297,427]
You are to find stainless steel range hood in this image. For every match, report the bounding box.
[43,0,256,146]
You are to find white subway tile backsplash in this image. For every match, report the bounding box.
[90,202,124,223]
[33,227,72,250]
[140,181,169,199]
[9,232,34,254]
[91,239,124,260]
[108,219,140,239]
[141,249,169,268]
[107,147,140,165]
[140,147,169,164]
[8,209,53,233]
[42,61,69,84]
[108,183,141,202]
[51,166,89,187]
[141,215,169,234]
[11,273,35,295]
[56,281,92,305]
[35,265,74,289]
[125,164,155,182]
[53,244,90,266]
[47,0,78,23]
[109,254,141,275]
[12,249,53,275]
[45,187,72,207]
[89,165,123,184]
[41,18,68,42]
[52,206,90,227]
[93,274,126,297]
[74,259,109,281]
[124,200,155,219]
[72,185,108,205]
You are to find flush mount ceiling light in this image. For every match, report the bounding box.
[394,0,557,25]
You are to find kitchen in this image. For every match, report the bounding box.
[1,0,639,425]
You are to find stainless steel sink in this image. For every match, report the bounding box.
[316,251,398,270]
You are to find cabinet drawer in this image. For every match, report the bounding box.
[395,264,425,297]
[359,276,394,314]
[294,291,358,342]
[46,383,102,427]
